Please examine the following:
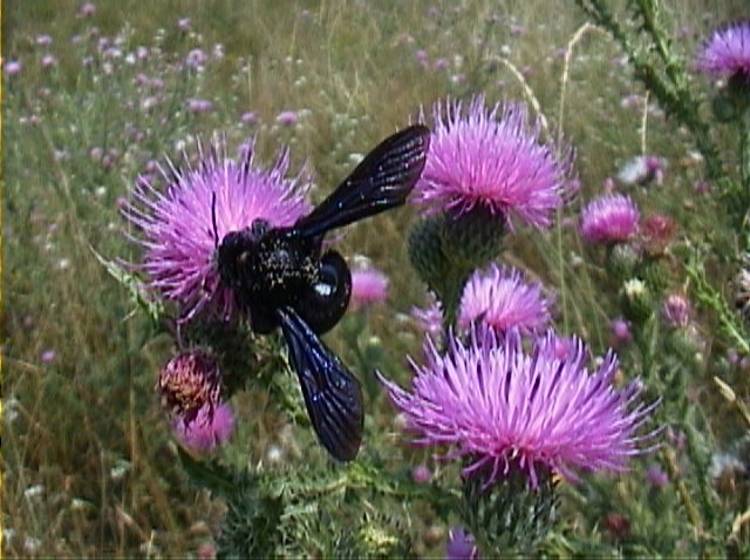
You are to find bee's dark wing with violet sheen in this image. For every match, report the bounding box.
[277,307,364,461]
[292,124,431,238]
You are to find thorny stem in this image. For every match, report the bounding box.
[740,108,750,199]
[662,447,704,538]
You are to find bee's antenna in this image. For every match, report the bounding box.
[211,192,219,248]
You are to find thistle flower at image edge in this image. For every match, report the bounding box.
[122,136,310,322]
[413,96,576,229]
[696,21,750,81]
[457,263,552,335]
[378,329,659,488]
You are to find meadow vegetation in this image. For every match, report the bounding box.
[4,0,750,557]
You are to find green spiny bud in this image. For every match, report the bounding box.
[641,260,670,294]
[461,468,557,553]
[608,243,641,280]
[441,206,505,269]
[621,278,653,323]
[408,216,448,289]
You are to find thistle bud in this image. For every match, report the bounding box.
[621,278,653,323]
[461,467,556,552]
[441,206,505,268]
[608,243,641,279]
[408,216,448,288]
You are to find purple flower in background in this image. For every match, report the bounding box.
[611,317,632,346]
[662,294,691,328]
[414,96,576,229]
[177,17,192,32]
[412,464,432,484]
[187,98,213,113]
[41,350,56,364]
[122,136,309,321]
[158,350,222,424]
[378,329,658,488]
[78,2,96,17]
[412,297,444,337]
[580,194,640,245]
[646,463,669,488]
[696,21,750,80]
[36,35,53,47]
[41,54,57,68]
[445,526,479,560]
[173,402,235,453]
[4,60,22,76]
[241,111,259,125]
[185,48,208,69]
[350,266,389,309]
[458,263,551,335]
[276,110,299,127]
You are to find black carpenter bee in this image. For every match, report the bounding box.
[214,125,431,461]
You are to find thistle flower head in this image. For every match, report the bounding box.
[445,527,479,560]
[350,266,390,309]
[173,402,235,453]
[411,296,444,337]
[157,350,222,424]
[662,294,691,328]
[458,264,551,335]
[580,194,640,245]
[414,96,576,229]
[696,21,750,81]
[123,136,310,322]
[378,329,658,488]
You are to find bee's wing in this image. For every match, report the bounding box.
[293,124,430,238]
[278,307,364,461]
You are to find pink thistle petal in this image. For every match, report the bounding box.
[696,21,750,80]
[413,96,576,229]
[378,328,659,488]
[458,263,552,334]
[580,193,640,245]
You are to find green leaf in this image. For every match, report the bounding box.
[90,245,164,324]
[177,445,235,495]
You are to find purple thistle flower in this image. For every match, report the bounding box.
[177,17,192,32]
[413,96,576,229]
[350,266,390,309]
[241,111,259,125]
[173,402,235,453]
[610,317,633,346]
[662,294,691,328]
[580,194,640,245]
[411,297,444,337]
[4,60,22,76]
[645,463,669,488]
[696,21,750,80]
[78,2,96,17]
[122,136,309,322]
[41,54,57,68]
[276,110,299,127]
[185,48,208,69]
[157,350,222,424]
[458,263,551,335]
[36,35,53,47]
[378,329,658,488]
[445,526,479,560]
[187,98,213,114]
[40,349,57,364]
[411,464,432,484]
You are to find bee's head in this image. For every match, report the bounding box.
[216,219,271,287]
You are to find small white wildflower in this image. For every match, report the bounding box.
[24,484,45,500]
